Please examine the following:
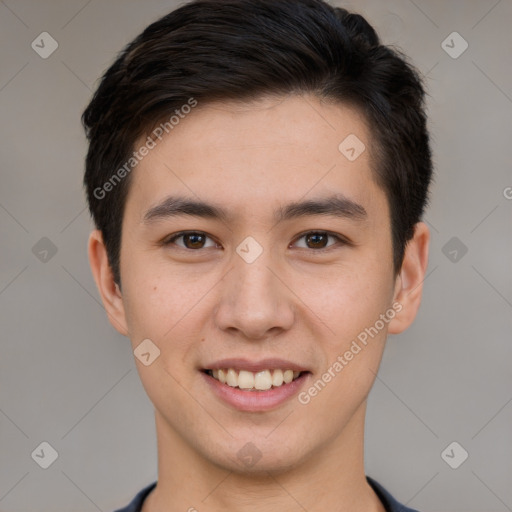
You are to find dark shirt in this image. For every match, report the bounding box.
[113,476,419,512]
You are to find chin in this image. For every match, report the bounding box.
[201,434,312,476]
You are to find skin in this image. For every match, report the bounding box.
[88,94,429,512]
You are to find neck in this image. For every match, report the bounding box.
[143,401,385,512]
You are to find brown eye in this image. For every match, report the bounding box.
[293,231,343,250]
[164,232,217,250]
[305,232,329,249]
[182,233,206,249]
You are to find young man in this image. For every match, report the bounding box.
[83,1,432,511]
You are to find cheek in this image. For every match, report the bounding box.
[305,263,394,345]
[299,272,393,420]
[120,256,216,358]
[120,245,173,323]
[123,279,182,344]
[120,256,173,347]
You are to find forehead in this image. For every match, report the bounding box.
[125,94,387,223]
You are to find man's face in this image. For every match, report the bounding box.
[116,95,400,472]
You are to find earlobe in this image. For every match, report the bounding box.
[87,230,129,337]
[388,222,430,335]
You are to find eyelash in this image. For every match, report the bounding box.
[162,230,350,252]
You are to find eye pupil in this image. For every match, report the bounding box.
[306,232,327,249]
[185,233,205,249]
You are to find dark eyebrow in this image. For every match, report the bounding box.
[276,195,367,223]
[142,194,367,224]
[143,195,230,224]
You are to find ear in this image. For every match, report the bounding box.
[388,222,430,334]
[88,230,129,336]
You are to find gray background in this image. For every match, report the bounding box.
[0,0,511,511]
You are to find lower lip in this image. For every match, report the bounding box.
[201,371,310,412]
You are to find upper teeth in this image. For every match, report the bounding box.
[210,369,301,390]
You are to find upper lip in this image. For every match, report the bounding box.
[203,358,310,373]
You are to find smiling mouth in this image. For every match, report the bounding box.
[203,368,307,391]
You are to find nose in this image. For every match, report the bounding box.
[213,245,295,340]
